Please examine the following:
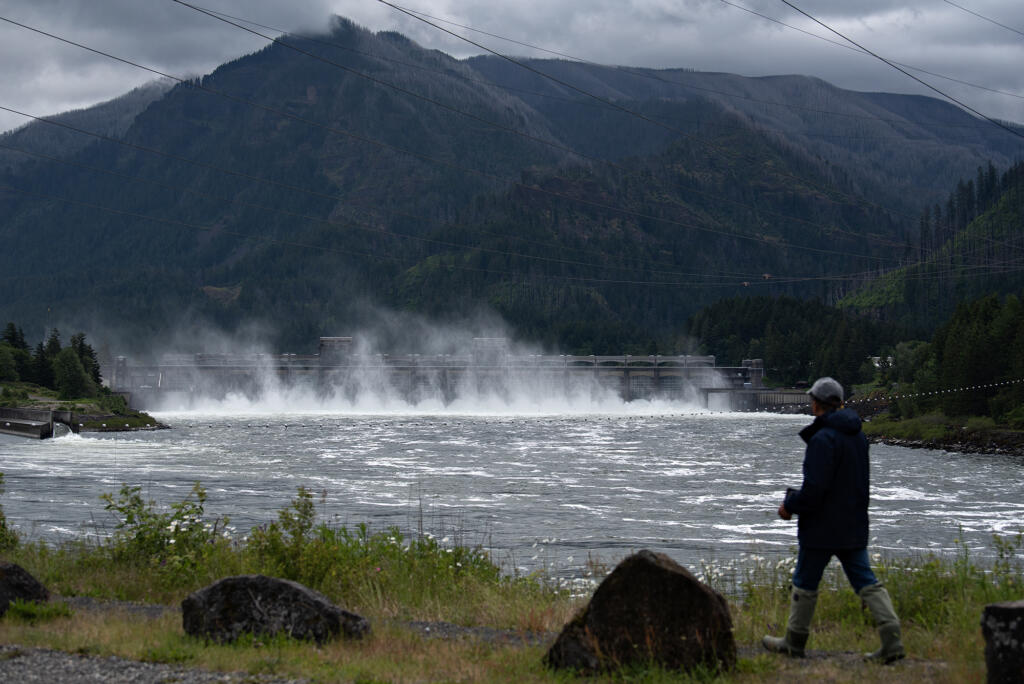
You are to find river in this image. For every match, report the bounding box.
[1,400,1022,581]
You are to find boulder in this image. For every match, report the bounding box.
[545,550,735,674]
[982,600,1024,684]
[181,575,370,644]
[0,562,49,616]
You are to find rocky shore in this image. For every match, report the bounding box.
[866,431,1024,457]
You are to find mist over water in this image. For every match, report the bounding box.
[127,308,713,414]
[3,403,1022,581]
[152,371,705,416]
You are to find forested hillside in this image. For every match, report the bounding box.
[842,160,1024,330]
[685,296,908,388]
[0,81,171,175]
[1,17,1021,354]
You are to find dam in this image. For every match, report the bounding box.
[104,337,802,410]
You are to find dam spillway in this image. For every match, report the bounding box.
[105,337,778,409]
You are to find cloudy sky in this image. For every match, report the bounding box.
[1,0,1022,134]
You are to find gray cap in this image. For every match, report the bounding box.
[807,376,843,406]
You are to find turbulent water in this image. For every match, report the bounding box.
[2,399,1022,580]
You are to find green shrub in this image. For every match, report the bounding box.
[248,487,516,617]
[1000,405,1024,430]
[97,390,128,414]
[100,482,229,584]
[963,415,996,433]
[3,598,72,623]
[0,472,18,551]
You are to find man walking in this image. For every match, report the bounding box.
[762,376,905,663]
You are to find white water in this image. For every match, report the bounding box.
[2,405,1022,578]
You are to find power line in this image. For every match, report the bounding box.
[0,181,867,289]
[372,0,936,225]
[195,6,940,144]
[0,101,898,268]
[176,0,924,240]
[391,1,1024,112]
[715,0,1024,101]
[197,5,1019,152]
[0,14,910,262]
[776,0,1024,142]
[942,0,1024,40]
[7,134,1018,288]
[0,140,786,282]
[7,7,1009,287]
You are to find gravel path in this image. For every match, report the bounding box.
[0,644,308,683]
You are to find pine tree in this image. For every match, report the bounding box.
[1,323,27,350]
[69,332,101,385]
[52,347,95,399]
[30,342,53,388]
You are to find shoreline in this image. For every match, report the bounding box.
[866,432,1024,457]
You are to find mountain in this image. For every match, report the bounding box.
[465,57,1024,215]
[0,81,172,175]
[1,17,1021,353]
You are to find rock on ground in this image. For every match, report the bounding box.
[545,549,736,674]
[181,575,369,644]
[0,562,49,616]
[982,599,1024,684]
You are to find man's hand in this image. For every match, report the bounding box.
[777,504,792,521]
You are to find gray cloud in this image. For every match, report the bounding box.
[1,0,1022,133]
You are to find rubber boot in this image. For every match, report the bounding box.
[858,583,906,664]
[762,586,818,657]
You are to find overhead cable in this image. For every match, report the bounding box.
[0,182,868,288]
[941,0,1024,40]
[392,1,1024,109]
[372,0,933,223]
[0,13,910,262]
[0,101,896,267]
[776,0,1024,141]
[716,0,1024,100]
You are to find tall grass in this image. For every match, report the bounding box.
[1,483,1021,682]
[8,484,574,631]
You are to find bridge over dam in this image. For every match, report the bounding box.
[106,337,806,411]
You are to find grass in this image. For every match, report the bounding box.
[0,486,1021,682]
[863,411,1024,449]
[862,412,953,442]
[0,380,158,429]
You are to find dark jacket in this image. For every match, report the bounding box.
[783,408,870,550]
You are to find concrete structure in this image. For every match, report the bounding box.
[0,408,77,439]
[104,337,771,409]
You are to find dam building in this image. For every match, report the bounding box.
[105,337,790,409]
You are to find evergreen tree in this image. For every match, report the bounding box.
[1,323,26,350]
[43,329,61,360]
[52,347,95,399]
[0,346,17,382]
[69,332,101,385]
[30,341,53,388]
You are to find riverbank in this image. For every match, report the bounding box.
[0,381,164,433]
[0,485,1019,682]
[862,412,1024,457]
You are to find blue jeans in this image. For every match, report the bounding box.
[792,547,878,592]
